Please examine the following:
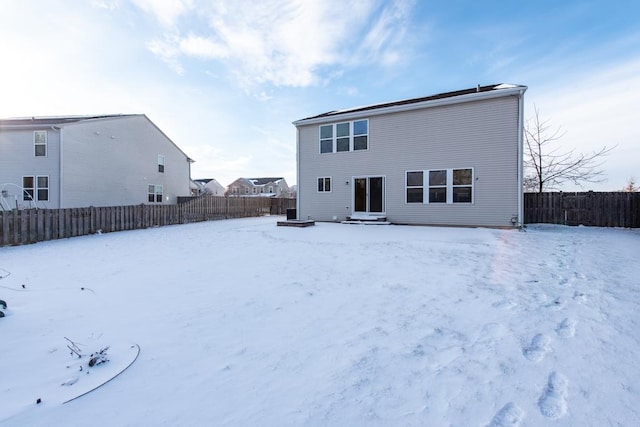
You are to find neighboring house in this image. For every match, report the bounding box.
[292,83,527,227]
[193,178,226,196]
[0,114,194,209]
[226,177,291,197]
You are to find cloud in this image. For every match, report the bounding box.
[138,0,415,89]
[131,0,194,27]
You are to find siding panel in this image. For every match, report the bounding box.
[297,95,522,227]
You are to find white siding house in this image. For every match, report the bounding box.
[293,84,527,227]
[226,177,291,197]
[194,178,226,196]
[0,114,193,209]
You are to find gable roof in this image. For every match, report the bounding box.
[294,83,527,125]
[0,114,194,162]
[245,177,284,186]
[0,114,139,128]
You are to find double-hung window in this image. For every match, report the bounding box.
[319,119,368,153]
[22,175,49,201]
[406,168,473,204]
[158,155,165,173]
[406,171,424,203]
[317,177,331,192]
[34,131,47,157]
[148,184,163,203]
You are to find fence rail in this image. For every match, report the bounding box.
[524,192,640,228]
[0,196,296,247]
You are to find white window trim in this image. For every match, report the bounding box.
[317,176,332,193]
[158,155,165,173]
[405,168,474,204]
[34,131,47,157]
[319,119,368,154]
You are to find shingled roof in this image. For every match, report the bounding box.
[296,83,526,122]
[0,114,139,127]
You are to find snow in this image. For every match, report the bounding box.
[1,217,639,426]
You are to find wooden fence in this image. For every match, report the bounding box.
[524,192,640,228]
[0,196,297,247]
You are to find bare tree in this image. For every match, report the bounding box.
[622,177,638,192]
[524,107,615,193]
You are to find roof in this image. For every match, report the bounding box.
[294,83,526,124]
[0,113,195,162]
[0,114,140,127]
[245,177,284,186]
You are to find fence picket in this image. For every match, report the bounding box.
[524,192,640,227]
[0,197,296,246]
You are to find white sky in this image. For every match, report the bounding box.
[0,0,638,189]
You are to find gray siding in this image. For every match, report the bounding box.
[1,115,192,209]
[61,116,191,208]
[296,96,522,227]
[0,127,61,209]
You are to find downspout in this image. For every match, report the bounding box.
[54,126,63,208]
[295,127,300,220]
[516,88,527,227]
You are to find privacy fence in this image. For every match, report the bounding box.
[0,196,297,247]
[524,192,640,228]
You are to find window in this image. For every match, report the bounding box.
[317,177,331,192]
[34,131,47,157]
[268,186,274,193]
[453,169,473,203]
[319,119,368,153]
[22,175,49,201]
[23,176,34,201]
[336,122,350,152]
[406,171,424,203]
[158,155,165,173]
[37,176,49,201]
[353,120,368,150]
[428,170,447,203]
[320,125,333,153]
[148,184,163,203]
[405,168,474,204]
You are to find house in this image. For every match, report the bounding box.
[292,83,527,227]
[226,177,291,198]
[0,114,194,210]
[193,178,226,196]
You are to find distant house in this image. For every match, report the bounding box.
[292,83,527,227]
[226,177,291,198]
[0,114,194,209]
[193,178,226,196]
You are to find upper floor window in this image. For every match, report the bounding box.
[406,168,473,204]
[158,155,165,173]
[319,119,368,154]
[34,131,47,157]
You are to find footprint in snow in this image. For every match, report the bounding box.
[523,334,551,362]
[555,318,576,338]
[546,297,566,310]
[486,402,524,427]
[572,291,587,303]
[538,371,568,418]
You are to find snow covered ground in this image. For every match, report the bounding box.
[1,216,639,426]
